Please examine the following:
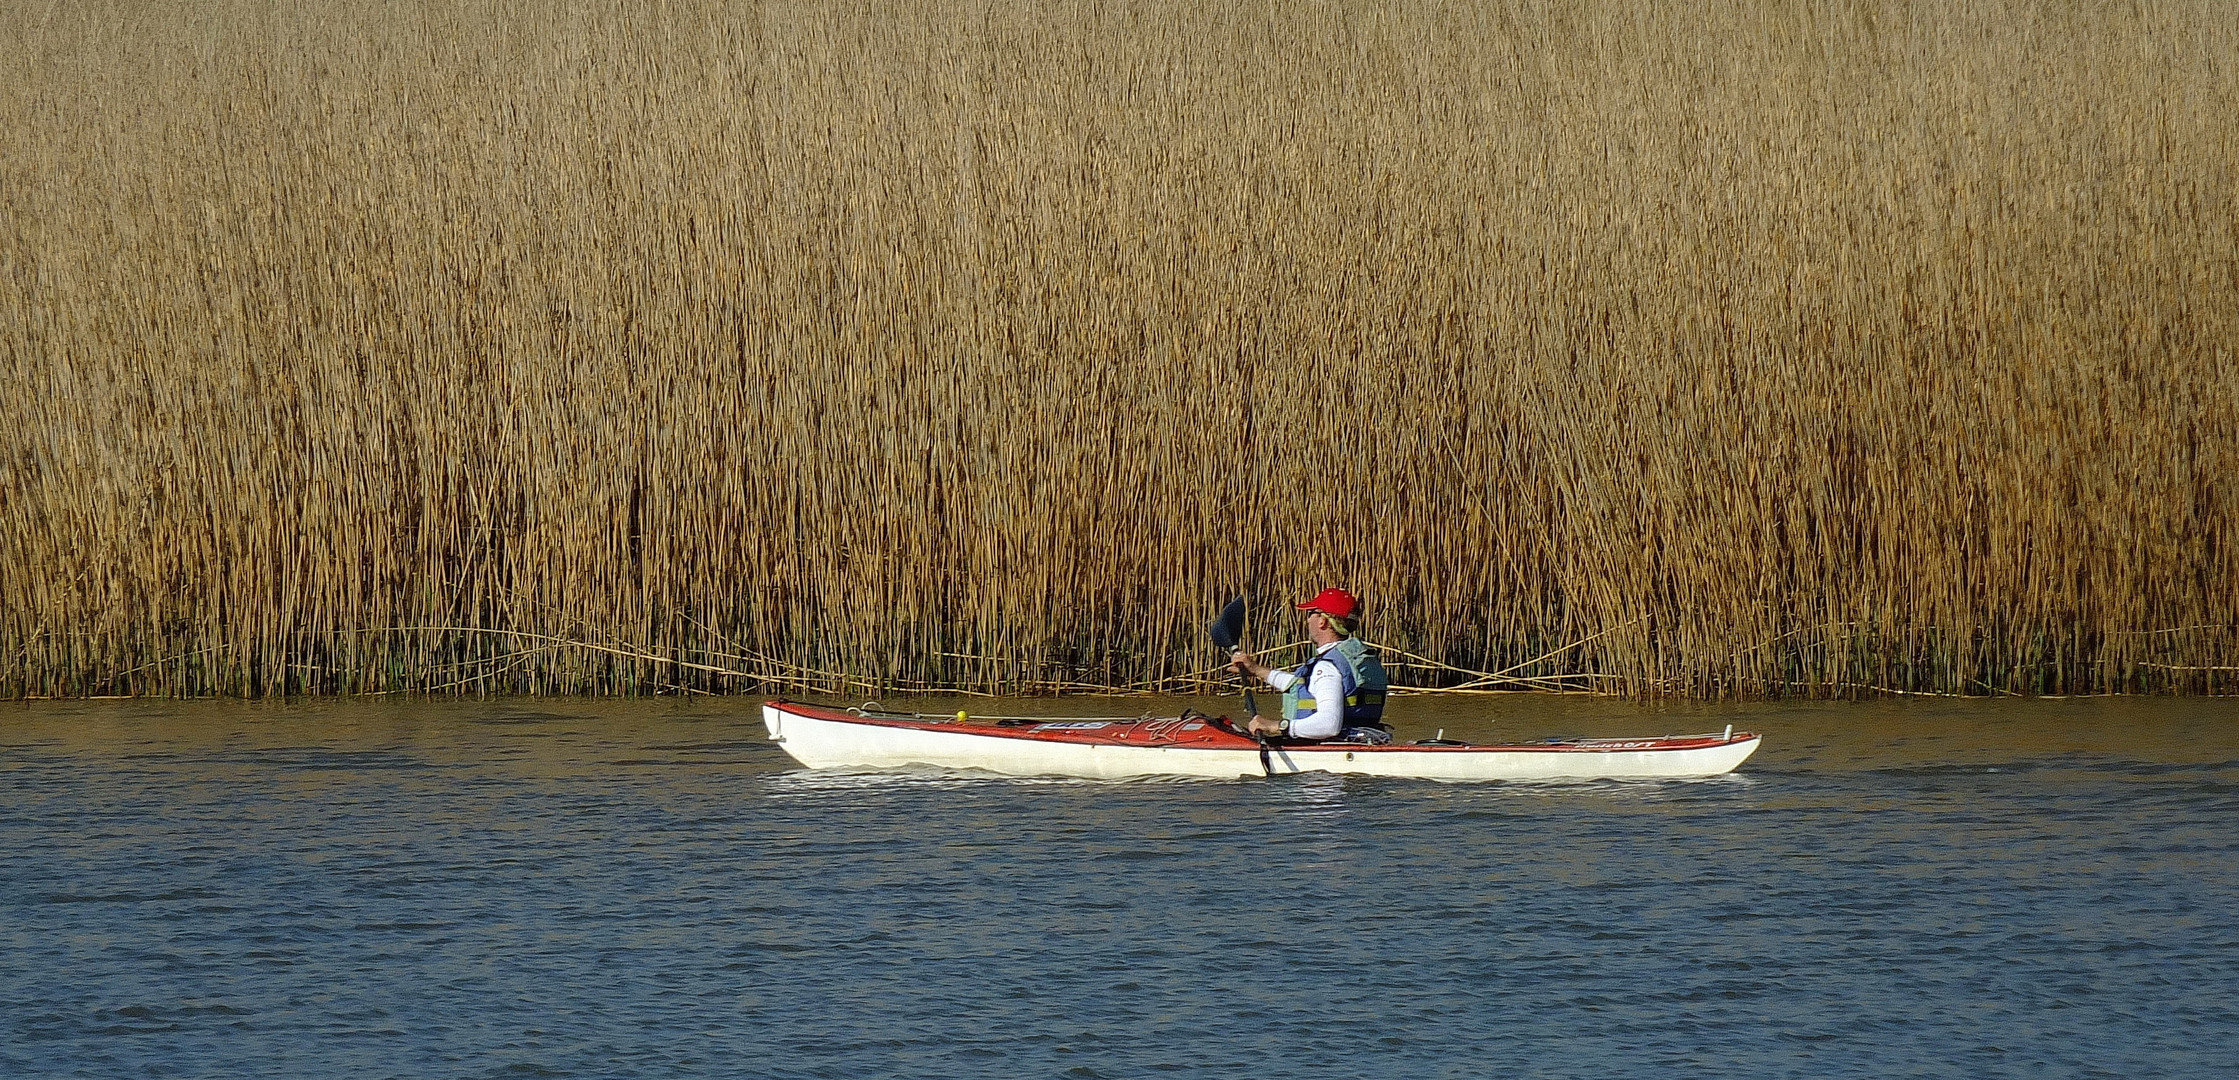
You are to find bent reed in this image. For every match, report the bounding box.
[3,0,2234,699]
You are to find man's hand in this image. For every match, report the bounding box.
[1231,650,1259,678]
[1246,714,1284,736]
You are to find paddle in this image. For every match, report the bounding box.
[1206,596,1272,777]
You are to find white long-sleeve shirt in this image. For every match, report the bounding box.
[1264,641,1350,740]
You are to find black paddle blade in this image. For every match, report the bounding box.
[1208,596,1246,650]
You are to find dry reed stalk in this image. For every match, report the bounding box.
[2,0,2234,699]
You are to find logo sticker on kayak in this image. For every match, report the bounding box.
[1035,722,1114,730]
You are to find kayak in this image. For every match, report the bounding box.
[760,700,1762,781]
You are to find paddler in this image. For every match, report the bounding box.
[1229,588,1392,744]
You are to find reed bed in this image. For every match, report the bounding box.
[3,0,2234,698]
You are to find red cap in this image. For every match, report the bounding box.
[1294,588,1360,620]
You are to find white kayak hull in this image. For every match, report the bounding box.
[762,701,1761,781]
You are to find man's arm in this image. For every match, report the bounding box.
[1231,651,1296,690]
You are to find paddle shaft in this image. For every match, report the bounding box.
[1242,686,1272,775]
[1210,598,1273,777]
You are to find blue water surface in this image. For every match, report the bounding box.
[2,695,2234,1078]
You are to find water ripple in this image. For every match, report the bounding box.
[2,696,2236,1078]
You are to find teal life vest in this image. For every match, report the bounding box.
[1280,637,1389,729]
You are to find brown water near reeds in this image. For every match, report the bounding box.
[4,693,2236,1077]
[4,0,2236,699]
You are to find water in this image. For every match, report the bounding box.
[3,694,2235,1079]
